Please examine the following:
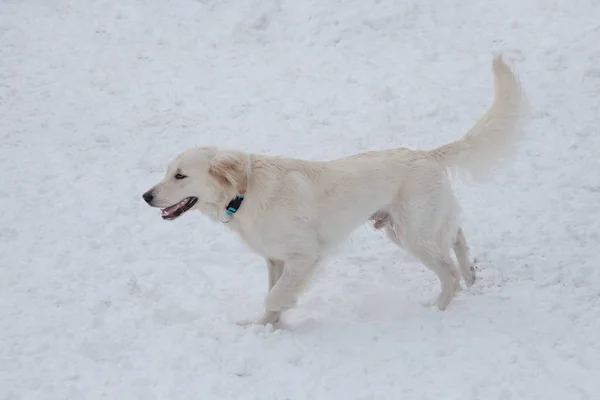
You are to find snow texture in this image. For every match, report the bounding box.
[1,0,600,399]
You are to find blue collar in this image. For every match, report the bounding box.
[225,195,244,215]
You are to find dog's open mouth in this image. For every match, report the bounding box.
[161,197,198,220]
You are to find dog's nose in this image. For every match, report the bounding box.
[142,191,154,204]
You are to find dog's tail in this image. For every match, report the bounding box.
[427,56,528,181]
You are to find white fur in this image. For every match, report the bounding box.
[143,56,527,325]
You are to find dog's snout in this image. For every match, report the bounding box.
[142,191,154,204]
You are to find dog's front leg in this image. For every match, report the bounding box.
[267,259,284,290]
[251,259,284,326]
[264,254,318,313]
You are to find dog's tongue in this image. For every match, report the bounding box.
[161,203,182,218]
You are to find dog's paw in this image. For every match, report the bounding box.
[435,290,456,311]
[464,264,477,287]
[255,311,281,326]
[236,311,281,328]
[463,259,479,287]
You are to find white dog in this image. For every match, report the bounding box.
[143,56,527,325]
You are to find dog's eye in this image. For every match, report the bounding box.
[174,173,187,180]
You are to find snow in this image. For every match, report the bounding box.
[1,0,599,398]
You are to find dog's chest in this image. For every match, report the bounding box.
[234,221,269,256]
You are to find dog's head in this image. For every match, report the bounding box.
[142,147,249,221]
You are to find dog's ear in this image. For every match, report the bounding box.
[208,151,248,194]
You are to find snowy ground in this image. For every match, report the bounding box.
[2,0,600,398]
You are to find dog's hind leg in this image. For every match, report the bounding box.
[408,241,461,310]
[453,227,476,286]
[382,223,405,250]
[382,215,457,309]
[383,217,460,310]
